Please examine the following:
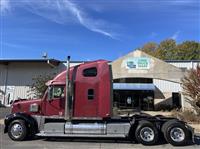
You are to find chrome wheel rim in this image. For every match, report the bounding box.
[170,127,185,142]
[11,123,23,139]
[140,127,155,142]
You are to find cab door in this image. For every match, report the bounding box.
[44,85,65,116]
[73,65,98,117]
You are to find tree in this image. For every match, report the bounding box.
[140,39,200,60]
[181,65,200,115]
[28,74,55,98]
[175,41,200,60]
[156,39,176,60]
[140,42,158,56]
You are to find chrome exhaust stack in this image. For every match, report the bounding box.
[65,56,71,120]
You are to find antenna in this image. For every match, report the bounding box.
[42,52,48,59]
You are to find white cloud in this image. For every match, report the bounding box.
[149,32,158,38]
[169,0,196,4]
[0,0,10,14]
[171,31,181,40]
[62,0,116,39]
[0,0,117,39]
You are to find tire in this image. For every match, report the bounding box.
[163,121,189,146]
[135,120,159,145]
[8,120,27,141]
[161,119,178,134]
[128,125,138,143]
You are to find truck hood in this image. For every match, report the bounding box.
[11,99,42,114]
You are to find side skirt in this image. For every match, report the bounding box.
[36,132,126,138]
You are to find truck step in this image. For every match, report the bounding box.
[36,131,126,138]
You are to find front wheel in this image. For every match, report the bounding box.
[135,120,159,145]
[8,120,27,141]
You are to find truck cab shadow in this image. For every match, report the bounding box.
[43,137,133,144]
[42,137,167,146]
[38,135,200,146]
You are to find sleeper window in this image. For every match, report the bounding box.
[83,67,97,77]
[88,89,94,100]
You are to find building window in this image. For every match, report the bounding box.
[83,67,97,77]
[180,67,187,72]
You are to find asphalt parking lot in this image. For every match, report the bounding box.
[0,108,200,149]
[1,123,200,149]
[0,107,11,119]
[0,125,200,149]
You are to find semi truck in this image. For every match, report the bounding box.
[4,57,194,146]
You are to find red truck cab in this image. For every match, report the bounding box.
[44,59,112,118]
[11,60,111,118]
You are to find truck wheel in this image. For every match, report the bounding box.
[8,120,27,141]
[161,119,177,134]
[164,121,189,146]
[135,120,158,145]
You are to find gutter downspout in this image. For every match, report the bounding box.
[3,64,8,105]
[47,60,56,68]
[65,56,71,120]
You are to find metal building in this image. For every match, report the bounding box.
[111,50,199,111]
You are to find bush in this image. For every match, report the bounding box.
[171,110,200,123]
[181,65,200,116]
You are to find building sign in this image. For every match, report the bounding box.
[126,57,150,69]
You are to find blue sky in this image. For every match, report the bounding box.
[0,0,199,61]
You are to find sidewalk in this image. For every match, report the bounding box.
[0,107,11,119]
[144,111,200,133]
[0,107,10,125]
[0,119,3,125]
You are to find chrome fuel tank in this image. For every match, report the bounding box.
[65,122,106,134]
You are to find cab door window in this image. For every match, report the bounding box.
[50,86,65,99]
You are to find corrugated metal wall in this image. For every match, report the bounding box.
[153,79,181,92]
[169,61,199,69]
[0,62,81,105]
[0,62,65,105]
[0,65,6,104]
[13,62,65,99]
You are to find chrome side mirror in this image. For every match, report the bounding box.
[47,86,52,101]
